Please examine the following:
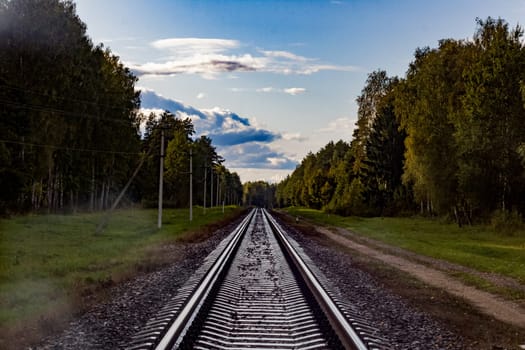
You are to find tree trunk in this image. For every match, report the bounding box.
[31,181,37,210]
[47,165,53,213]
[216,176,220,207]
[75,191,79,213]
[59,174,64,210]
[105,179,111,209]
[100,181,106,210]
[70,190,75,214]
[90,162,95,212]
[501,174,508,212]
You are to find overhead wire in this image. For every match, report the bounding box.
[0,84,170,157]
[1,82,139,111]
[0,99,141,126]
[0,139,143,156]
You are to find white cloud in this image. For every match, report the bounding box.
[229,168,293,183]
[220,143,296,170]
[256,87,275,93]
[234,86,308,96]
[196,92,206,99]
[260,50,309,62]
[129,37,359,78]
[151,38,239,54]
[267,157,289,167]
[139,107,165,116]
[282,132,307,141]
[130,53,264,78]
[299,64,357,75]
[284,87,306,95]
[139,89,281,147]
[319,117,355,132]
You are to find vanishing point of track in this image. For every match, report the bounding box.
[126,209,390,350]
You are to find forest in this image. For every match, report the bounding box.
[0,0,242,215]
[3,0,525,228]
[276,18,525,226]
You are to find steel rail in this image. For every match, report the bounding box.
[154,209,256,350]
[263,208,368,350]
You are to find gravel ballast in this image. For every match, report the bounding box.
[37,212,468,350]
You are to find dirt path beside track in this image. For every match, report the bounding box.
[315,226,525,330]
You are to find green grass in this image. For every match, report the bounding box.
[0,206,240,327]
[284,207,525,284]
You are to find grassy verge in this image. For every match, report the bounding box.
[283,207,525,285]
[0,206,241,329]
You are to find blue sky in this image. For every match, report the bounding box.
[74,0,525,183]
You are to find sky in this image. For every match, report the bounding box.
[74,0,525,183]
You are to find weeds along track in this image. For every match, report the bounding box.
[125,208,390,350]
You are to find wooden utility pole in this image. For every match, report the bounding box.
[158,128,165,229]
[203,163,207,214]
[216,174,220,207]
[189,148,193,221]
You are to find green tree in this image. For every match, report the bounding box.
[394,39,471,220]
[0,0,141,214]
[164,117,195,207]
[363,82,408,215]
[351,70,392,175]
[192,135,223,207]
[243,181,276,208]
[457,17,525,217]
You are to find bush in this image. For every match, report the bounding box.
[491,209,524,235]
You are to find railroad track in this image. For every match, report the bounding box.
[126,209,390,350]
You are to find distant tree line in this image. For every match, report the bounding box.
[276,18,525,225]
[0,0,242,215]
[138,111,243,209]
[243,181,276,208]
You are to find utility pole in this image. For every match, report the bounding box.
[189,148,193,221]
[210,167,214,208]
[216,174,220,207]
[158,128,165,229]
[203,163,207,214]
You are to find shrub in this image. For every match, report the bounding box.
[491,209,524,235]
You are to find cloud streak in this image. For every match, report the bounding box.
[130,37,358,78]
[236,86,307,95]
[318,117,356,134]
[151,38,239,53]
[284,87,306,95]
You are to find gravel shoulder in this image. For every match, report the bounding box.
[273,212,525,349]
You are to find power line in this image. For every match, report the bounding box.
[0,99,140,126]
[0,139,143,156]
[1,83,137,111]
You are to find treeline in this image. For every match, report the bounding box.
[0,0,242,215]
[138,112,243,209]
[277,18,525,225]
[243,181,276,208]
